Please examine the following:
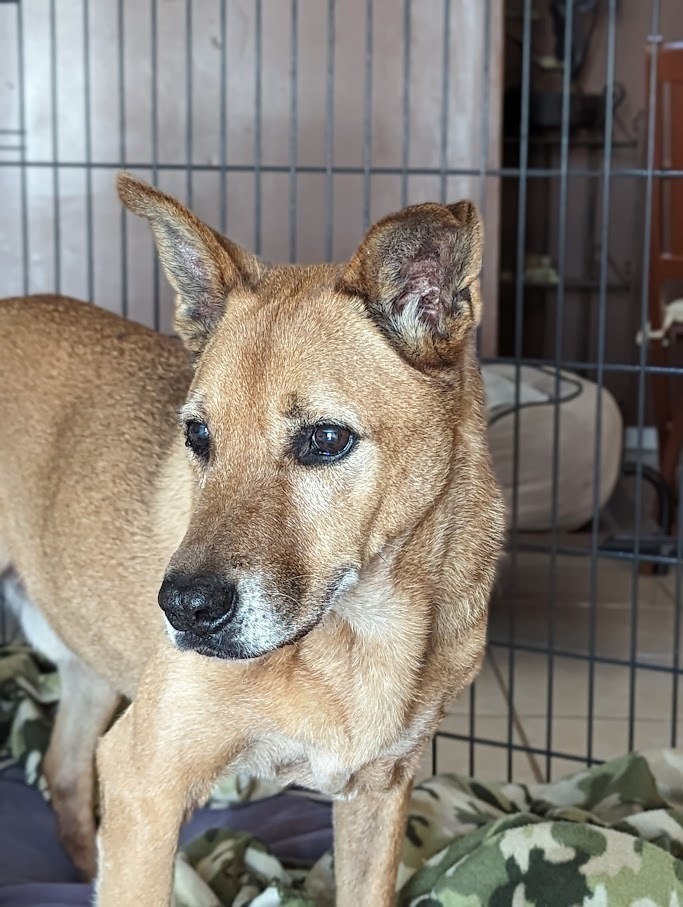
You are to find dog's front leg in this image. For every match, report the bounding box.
[333,771,414,907]
[94,645,245,907]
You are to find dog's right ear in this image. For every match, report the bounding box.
[117,172,263,353]
[336,200,483,372]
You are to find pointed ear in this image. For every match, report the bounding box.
[336,201,483,369]
[117,172,264,353]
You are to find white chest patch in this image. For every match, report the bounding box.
[230,734,356,799]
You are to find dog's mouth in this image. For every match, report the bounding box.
[170,618,323,661]
[165,566,361,661]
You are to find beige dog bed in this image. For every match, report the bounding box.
[482,364,623,532]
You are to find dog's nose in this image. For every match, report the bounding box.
[158,573,237,636]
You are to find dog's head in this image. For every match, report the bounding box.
[118,172,491,660]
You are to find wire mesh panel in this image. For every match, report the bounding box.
[0,0,681,784]
[0,0,503,343]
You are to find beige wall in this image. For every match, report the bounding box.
[0,0,503,352]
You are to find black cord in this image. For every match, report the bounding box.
[622,462,674,536]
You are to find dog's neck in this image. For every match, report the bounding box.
[299,553,428,762]
[315,378,501,760]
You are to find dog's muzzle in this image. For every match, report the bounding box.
[158,572,237,638]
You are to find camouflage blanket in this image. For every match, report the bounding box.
[3,645,683,906]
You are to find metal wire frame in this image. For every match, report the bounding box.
[0,0,681,784]
[1,159,683,178]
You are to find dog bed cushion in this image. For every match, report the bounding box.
[3,647,683,906]
[482,364,623,532]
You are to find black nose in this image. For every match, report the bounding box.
[158,573,237,636]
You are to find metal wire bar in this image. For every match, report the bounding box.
[219,0,227,235]
[362,0,373,233]
[469,0,494,782]
[151,0,160,329]
[288,0,298,262]
[511,536,679,567]
[82,0,94,302]
[436,730,605,766]
[587,0,618,764]
[628,0,662,754]
[672,493,683,746]
[0,0,25,643]
[118,0,128,318]
[324,0,335,261]
[2,159,682,179]
[17,0,28,297]
[400,0,410,208]
[254,0,262,255]
[438,0,451,205]
[543,0,574,782]
[489,640,682,675]
[506,0,533,784]
[481,355,683,376]
[49,0,60,294]
[186,0,193,208]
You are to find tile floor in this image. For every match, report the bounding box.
[422,548,682,786]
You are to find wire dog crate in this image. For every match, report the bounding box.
[0,0,681,786]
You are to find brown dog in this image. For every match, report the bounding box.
[0,172,504,905]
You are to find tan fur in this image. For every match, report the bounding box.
[0,172,505,905]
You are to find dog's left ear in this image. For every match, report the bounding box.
[117,171,264,353]
[336,201,483,369]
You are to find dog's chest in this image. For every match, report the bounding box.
[230,705,436,800]
[231,734,356,798]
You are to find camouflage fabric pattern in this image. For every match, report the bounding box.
[3,644,683,906]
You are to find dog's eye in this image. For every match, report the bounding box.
[185,420,210,459]
[295,423,356,465]
[312,425,352,456]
